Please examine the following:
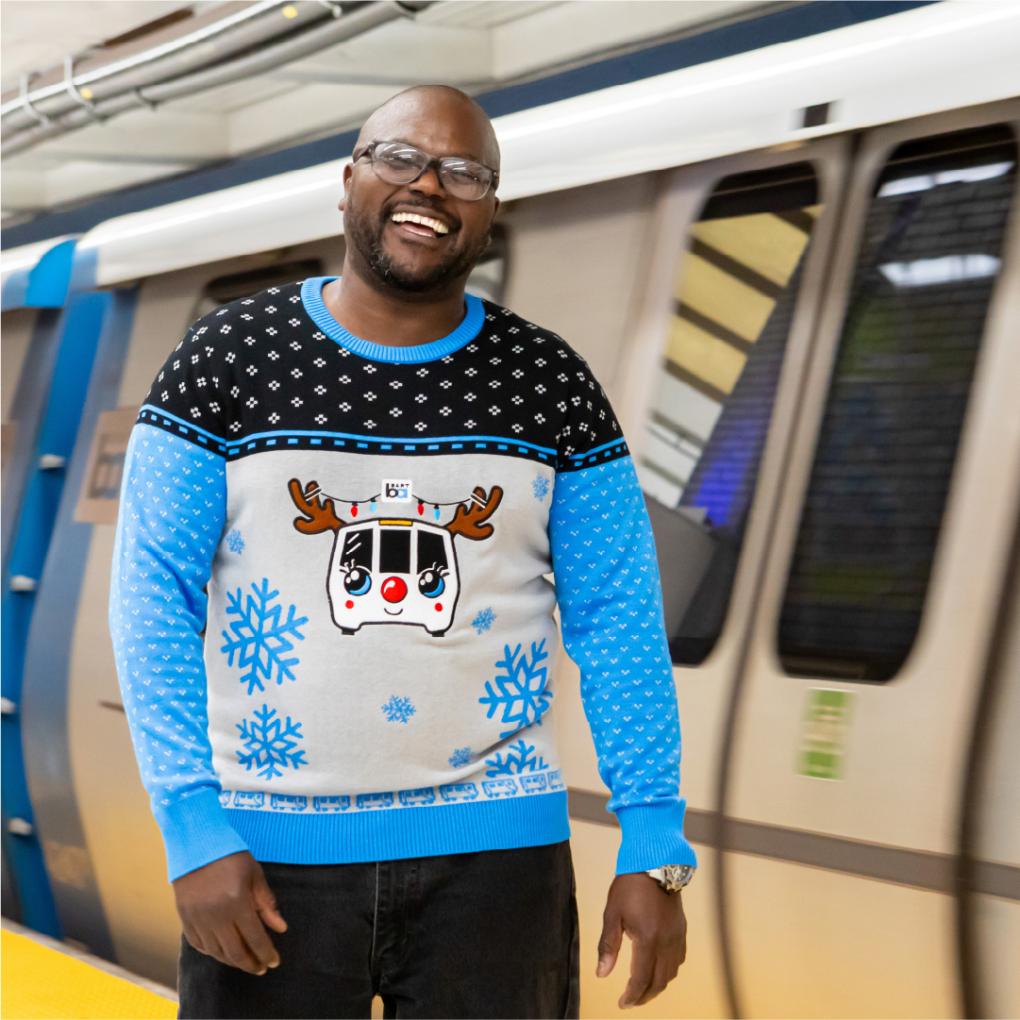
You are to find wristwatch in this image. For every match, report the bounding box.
[645,864,694,893]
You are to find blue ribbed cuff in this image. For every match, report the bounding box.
[615,800,699,874]
[153,787,250,883]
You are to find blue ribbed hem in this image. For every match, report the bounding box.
[225,790,570,865]
[615,800,699,874]
[154,787,251,883]
[300,276,485,363]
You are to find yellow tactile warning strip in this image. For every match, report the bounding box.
[1,922,176,1020]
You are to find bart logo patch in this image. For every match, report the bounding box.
[383,479,413,501]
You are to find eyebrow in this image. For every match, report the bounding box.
[381,136,490,166]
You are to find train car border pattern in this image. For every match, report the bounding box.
[218,770,564,814]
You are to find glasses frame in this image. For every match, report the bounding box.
[351,139,499,201]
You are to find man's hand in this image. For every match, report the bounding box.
[597,872,688,1009]
[173,851,288,975]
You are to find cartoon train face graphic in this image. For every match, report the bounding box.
[288,478,502,636]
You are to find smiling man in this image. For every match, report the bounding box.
[109,84,697,1019]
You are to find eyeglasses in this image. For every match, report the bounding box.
[352,140,499,201]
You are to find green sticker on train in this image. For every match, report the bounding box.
[798,688,853,780]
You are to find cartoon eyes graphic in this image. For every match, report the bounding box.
[418,567,447,599]
[343,565,372,596]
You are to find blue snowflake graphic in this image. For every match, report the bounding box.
[479,638,552,738]
[448,746,473,768]
[226,528,245,554]
[484,738,549,777]
[382,695,416,724]
[236,704,307,780]
[532,476,551,501]
[472,607,496,634]
[221,578,309,695]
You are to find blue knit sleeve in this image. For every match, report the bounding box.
[109,415,248,884]
[549,357,697,875]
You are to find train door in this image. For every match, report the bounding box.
[721,101,1020,1017]
[559,138,852,1018]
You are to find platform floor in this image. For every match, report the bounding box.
[1,919,176,1020]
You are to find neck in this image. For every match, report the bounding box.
[322,263,467,347]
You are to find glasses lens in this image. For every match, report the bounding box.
[371,142,428,184]
[439,159,492,200]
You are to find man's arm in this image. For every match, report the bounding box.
[548,352,695,1009]
[109,319,287,977]
[109,419,249,883]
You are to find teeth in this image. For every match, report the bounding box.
[391,211,449,235]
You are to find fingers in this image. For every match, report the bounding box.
[234,906,281,974]
[629,948,674,1008]
[597,906,623,977]
[618,934,656,1009]
[252,867,289,935]
[217,922,265,975]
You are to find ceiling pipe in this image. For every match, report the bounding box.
[2,1,428,158]
[0,1,332,132]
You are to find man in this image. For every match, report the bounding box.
[109,83,696,1019]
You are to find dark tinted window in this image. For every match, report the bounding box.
[341,528,373,570]
[778,125,1017,681]
[641,163,821,665]
[379,528,411,574]
[417,529,448,572]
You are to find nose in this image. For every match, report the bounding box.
[381,576,408,603]
[410,161,445,196]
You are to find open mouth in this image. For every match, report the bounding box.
[389,211,451,242]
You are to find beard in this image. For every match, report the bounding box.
[344,195,491,293]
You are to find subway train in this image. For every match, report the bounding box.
[2,3,1019,1016]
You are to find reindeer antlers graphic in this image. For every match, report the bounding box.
[288,478,344,534]
[446,485,503,541]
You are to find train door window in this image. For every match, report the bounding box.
[777,125,1017,682]
[417,528,448,572]
[189,259,324,321]
[380,529,412,574]
[641,163,821,665]
[341,528,373,570]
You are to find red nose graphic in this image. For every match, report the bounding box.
[381,576,407,603]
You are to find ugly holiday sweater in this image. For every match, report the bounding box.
[108,276,698,883]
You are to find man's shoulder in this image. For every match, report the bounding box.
[183,279,307,340]
[475,295,592,372]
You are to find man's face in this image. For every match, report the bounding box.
[340,98,500,295]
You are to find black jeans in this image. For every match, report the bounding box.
[177,839,580,1019]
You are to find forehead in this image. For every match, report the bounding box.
[358,93,498,165]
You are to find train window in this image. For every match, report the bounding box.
[417,528,448,572]
[341,528,373,570]
[189,259,324,320]
[379,529,411,575]
[641,163,821,666]
[778,125,1017,682]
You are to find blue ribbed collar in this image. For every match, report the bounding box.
[300,276,485,364]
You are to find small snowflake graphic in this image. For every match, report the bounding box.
[532,476,551,501]
[484,738,549,777]
[381,695,416,724]
[471,607,496,634]
[226,528,245,554]
[221,578,309,695]
[236,704,307,780]
[448,746,473,768]
[479,639,552,738]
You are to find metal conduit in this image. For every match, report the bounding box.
[0,1,324,131]
[2,1,427,157]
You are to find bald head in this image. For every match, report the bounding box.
[354,84,500,170]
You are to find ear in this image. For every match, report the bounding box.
[339,162,352,212]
